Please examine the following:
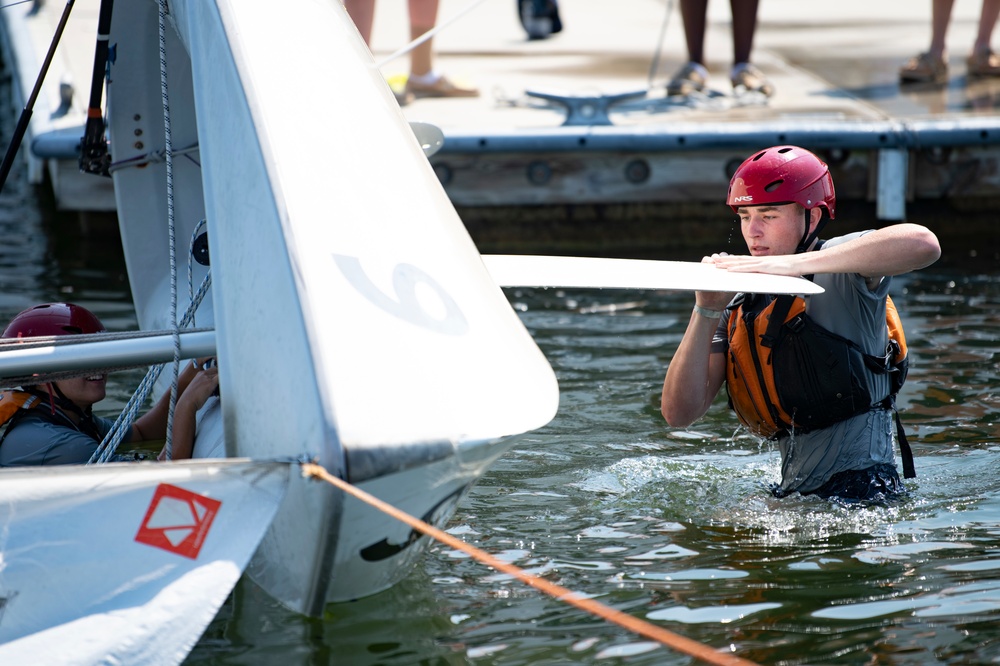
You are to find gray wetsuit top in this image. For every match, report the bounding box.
[0,411,118,466]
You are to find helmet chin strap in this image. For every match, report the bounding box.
[795,208,827,254]
[33,382,93,422]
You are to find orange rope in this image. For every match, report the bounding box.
[301,463,760,666]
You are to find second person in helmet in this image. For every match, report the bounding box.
[0,303,220,466]
[660,146,941,502]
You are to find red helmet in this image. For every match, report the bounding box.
[727,146,836,218]
[2,303,106,339]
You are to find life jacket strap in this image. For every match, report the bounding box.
[880,396,915,479]
[760,295,795,349]
[896,412,915,478]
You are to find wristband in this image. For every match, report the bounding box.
[693,304,723,319]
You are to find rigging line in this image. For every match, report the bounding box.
[107,143,199,173]
[0,0,76,192]
[301,463,761,666]
[89,272,211,463]
[157,0,181,460]
[375,0,491,69]
[647,0,676,90]
[0,0,35,10]
[90,273,211,463]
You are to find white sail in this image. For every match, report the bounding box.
[169,0,560,451]
[102,0,561,613]
[0,460,290,665]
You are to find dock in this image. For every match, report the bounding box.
[3,0,999,258]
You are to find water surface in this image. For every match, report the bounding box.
[186,273,998,665]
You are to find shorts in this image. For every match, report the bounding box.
[800,463,904,503]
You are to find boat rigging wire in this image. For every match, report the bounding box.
[108,143,200,173]
[157,0,182,461]
[302,462,762,666]
[375,0,491,69]
[0,0,76,193]
[646,0,676,90]
[90,227,212,463]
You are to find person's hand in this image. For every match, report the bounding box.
[178,365,219,413]
[710,252,805,276]
[696,254,737,311]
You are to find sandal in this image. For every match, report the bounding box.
[730,63,774,97]
[900,52,948,84]
[666,62,708,96]
[406,74,480,99]
[967,48,1000,77]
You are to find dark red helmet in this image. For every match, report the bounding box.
[2,303,106,339]
[727,146,836,218]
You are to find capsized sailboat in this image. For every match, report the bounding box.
[97,0,560,616]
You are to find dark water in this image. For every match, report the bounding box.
[4,73,1000,666]
[147,266,998,666]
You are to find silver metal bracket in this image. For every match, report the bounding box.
[524,89,649,126]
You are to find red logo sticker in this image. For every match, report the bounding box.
[135,483,222,559]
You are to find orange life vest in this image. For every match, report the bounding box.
[723,293,913,477]
[0,390,41,427]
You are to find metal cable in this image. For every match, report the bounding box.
[156,0,182,461]
[90,271,211,463]
[647,0,676,90]
[375,0,492,69]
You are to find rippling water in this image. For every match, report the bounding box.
[4,77,1000,666]
[187,274,999,666]
[4,201,999,665]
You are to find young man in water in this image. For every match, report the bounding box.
[660,146,941,501]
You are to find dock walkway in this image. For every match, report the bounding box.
[3,0,998,257]
[378,0,1000,220]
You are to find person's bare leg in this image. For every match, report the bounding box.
[343,0,375,45]
[405,0,477,96]
[729,0,759,65]
[928,0,956,58]
[408,0,439,77]
[973,0,1000,53]
[967,0,1000,76]
[679,0,709,65]
[727,0,772,95]
[665,0,710,95]
[901,0,953,81]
